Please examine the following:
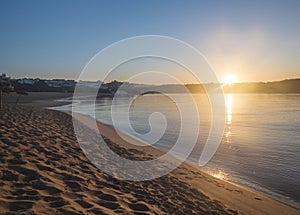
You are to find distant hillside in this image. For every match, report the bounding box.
[148,79,300,94]
[8,77,300,94]
[222,79,300,94]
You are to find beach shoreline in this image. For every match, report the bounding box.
[59,94,300,209]
[72,107,300,209]
[70,109,300,214]
[0,92,299,214]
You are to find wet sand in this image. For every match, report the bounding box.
[2,92,73,107]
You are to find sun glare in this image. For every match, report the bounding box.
[223,74,237,85]
[211,170,227,180]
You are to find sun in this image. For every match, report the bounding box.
[223,74,237,85]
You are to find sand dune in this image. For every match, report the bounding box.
[0,104,299,214]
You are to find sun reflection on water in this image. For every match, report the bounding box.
[211,170,227,180]
[226,94,232,124]
[225,130,232,143]
[225,94,233,143]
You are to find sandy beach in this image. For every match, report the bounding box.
[1,0,299,213]
[0,94,299,214]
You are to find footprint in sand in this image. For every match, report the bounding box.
[49,200,67,208]
[75,199,93,209]
[2,170,19,181]
[9,201,34,212]
[31,180,62,195]
[97,201,120,210]
[88,208,107,214]
[129,202,150,212]
[64,181,82,191]
[99,194,117,202]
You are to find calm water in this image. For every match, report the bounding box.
[53,94,300,207]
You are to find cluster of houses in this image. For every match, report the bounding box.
[0,73,10,81]
[0,73,132,94]
[1,73,76,88]
[15,77,76,88]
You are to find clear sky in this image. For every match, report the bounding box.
[0,0,299,83]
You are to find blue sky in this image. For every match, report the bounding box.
[0,0,299,82]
